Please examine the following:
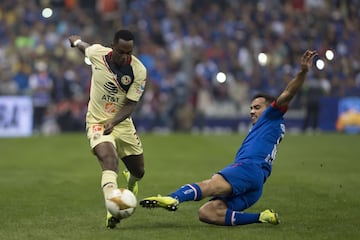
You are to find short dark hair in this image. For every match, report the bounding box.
[252,93,276,105]
[113,29,134,43]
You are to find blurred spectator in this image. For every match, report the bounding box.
[1,0,360,133]
[0,69,18,95]
[302,71,331,132]
[56,98,86,132]
[28,61,54,133]
[12,59,31,95]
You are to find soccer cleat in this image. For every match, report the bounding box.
[139,195,179,211]
[259,209,280,225]
[106,211,120,229]
[122,169,138,196]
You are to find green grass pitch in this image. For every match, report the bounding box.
[0,133,359,240]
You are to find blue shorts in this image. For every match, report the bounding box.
[215,162,265,211]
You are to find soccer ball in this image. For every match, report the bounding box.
[106,188,137,219]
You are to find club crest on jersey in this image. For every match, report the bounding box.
[121,75,132,85]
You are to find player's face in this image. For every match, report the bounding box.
[112,39,133,66]
[250,97,269,125]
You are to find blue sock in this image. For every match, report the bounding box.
[225,209,260,225]
[169,184,202,202]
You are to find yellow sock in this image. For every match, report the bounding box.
[101,170,118,200]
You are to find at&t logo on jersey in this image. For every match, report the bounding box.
[102,82,120,103]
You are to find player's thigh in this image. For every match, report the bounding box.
[113,122,143,158]
[199,173,232,196]
[217,162,264,210]
[87,124,119,169]
[87,124,116,154]
[223,187,263,211]
[219,162,264,196]
[211,184,263,211]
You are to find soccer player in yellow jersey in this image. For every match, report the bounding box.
[68,30,147,229]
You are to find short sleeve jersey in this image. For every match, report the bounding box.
[234,102,287,175]
[85,44,146,124]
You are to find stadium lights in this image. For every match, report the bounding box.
[42,8,53,18]
[258,52,268,66]
[325,50,334,61]
[216,72,227,83]
[316,59,325,70]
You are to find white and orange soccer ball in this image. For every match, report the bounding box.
[105,188,137,219]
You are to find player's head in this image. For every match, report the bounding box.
[111,29,135,66]
[113,29,135,43]
[250,93,276,125]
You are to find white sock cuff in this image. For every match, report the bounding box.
[101,170,118,188]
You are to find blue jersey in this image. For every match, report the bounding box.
[234,102,286,177]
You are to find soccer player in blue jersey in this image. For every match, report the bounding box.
[140,50,317,226]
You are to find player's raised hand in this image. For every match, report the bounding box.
[300,50,317,72]
[68,35,81,47]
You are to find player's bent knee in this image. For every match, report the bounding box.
[135,168,145,179]
[131,164,145,178]
[198,207,226,225]
[198,207,213,224]
[198,204,219,225]
[198,200,227,225]
[128,167,144,179]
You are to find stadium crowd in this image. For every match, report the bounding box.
[0,0,359,133]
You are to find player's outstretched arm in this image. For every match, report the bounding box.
[68,35,90,54]
[276,50,317,107]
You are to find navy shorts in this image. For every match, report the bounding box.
[215,162,265,211]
